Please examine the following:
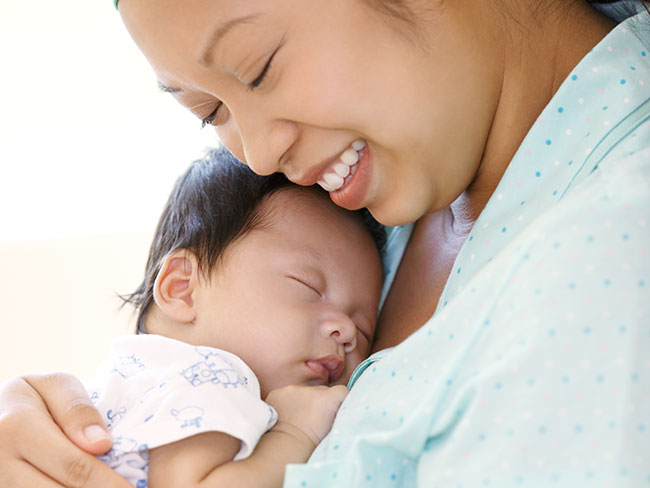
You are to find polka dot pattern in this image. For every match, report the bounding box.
[284,10,650,488]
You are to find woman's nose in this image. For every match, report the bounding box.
[319,315,357,353]
[220,104,298,177]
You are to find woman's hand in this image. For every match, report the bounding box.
[0,373,133,487]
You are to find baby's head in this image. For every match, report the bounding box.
[126,147,385,396]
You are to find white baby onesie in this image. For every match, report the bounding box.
[85,334,277,487]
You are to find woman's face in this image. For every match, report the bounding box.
[120,0,502,225]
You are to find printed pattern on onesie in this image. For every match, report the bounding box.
[85,334,278,488]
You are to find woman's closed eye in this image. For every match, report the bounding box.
[201,103,222,128]
[198,38,285,128]
[199,48,276,128]
[247,36,284,91]
[248,50,275,90]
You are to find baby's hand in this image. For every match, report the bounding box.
[265,385,348,449]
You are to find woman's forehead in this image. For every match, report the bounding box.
[119,0,274,85]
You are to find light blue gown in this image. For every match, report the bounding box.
[285,7,650,487]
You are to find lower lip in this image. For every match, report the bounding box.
[305,360,330,384]
[329,144,372,210]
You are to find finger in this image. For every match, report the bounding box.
[14,416,132,488]
[23,373,112,454]
[1,377,132,488]
[0,459,62,488]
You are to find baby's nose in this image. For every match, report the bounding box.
[320,315,357,353]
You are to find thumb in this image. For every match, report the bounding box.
[25,373,113,455]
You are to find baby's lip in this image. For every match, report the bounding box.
[305,355,345,384]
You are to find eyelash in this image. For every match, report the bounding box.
[201,104,221,129]
[199,51,273,129]
[201,39,284,128]
[290,276,322,297]
[289,276,371,343]
[248,48,278,91]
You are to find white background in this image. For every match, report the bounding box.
[0,0,219,380]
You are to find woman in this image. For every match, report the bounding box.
[1,0,648,486]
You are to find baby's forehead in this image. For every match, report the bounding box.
[260,185,361,227]
[242,186,375,266]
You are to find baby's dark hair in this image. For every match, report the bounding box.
[123,146,386,334]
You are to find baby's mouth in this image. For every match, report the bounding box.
[317,139,366,192]
[305,355,345,384]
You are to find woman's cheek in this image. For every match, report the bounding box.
[215,124,245,164]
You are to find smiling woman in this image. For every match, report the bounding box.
[119,0,487,226]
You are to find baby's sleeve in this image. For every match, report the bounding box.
[86,335,277,464]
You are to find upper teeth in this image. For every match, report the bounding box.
[317,139,366,192]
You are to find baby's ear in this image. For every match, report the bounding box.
[153,250,199,323]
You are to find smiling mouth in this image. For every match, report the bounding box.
[316,139,366,193]
[305,355,345,384]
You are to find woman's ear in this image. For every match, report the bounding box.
[153,250,199,324]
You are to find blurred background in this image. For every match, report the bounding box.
[0,0,218,380]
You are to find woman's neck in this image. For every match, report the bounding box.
[458,1,616,226]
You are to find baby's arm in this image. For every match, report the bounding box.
[147,384,348,488]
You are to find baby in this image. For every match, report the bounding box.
[85,147,385,488]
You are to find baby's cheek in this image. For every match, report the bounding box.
[357,338,372,361]
[339,352,365,385]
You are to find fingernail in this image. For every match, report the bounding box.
[84,424,111,444]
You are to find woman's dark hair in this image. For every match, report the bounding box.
[590,0,650,13]
[364,0,650,24]
[122,146,386,334]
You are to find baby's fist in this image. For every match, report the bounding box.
[265,385,348,448]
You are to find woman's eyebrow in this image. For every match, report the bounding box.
[155,14,262,93]
[199,14,261,67]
